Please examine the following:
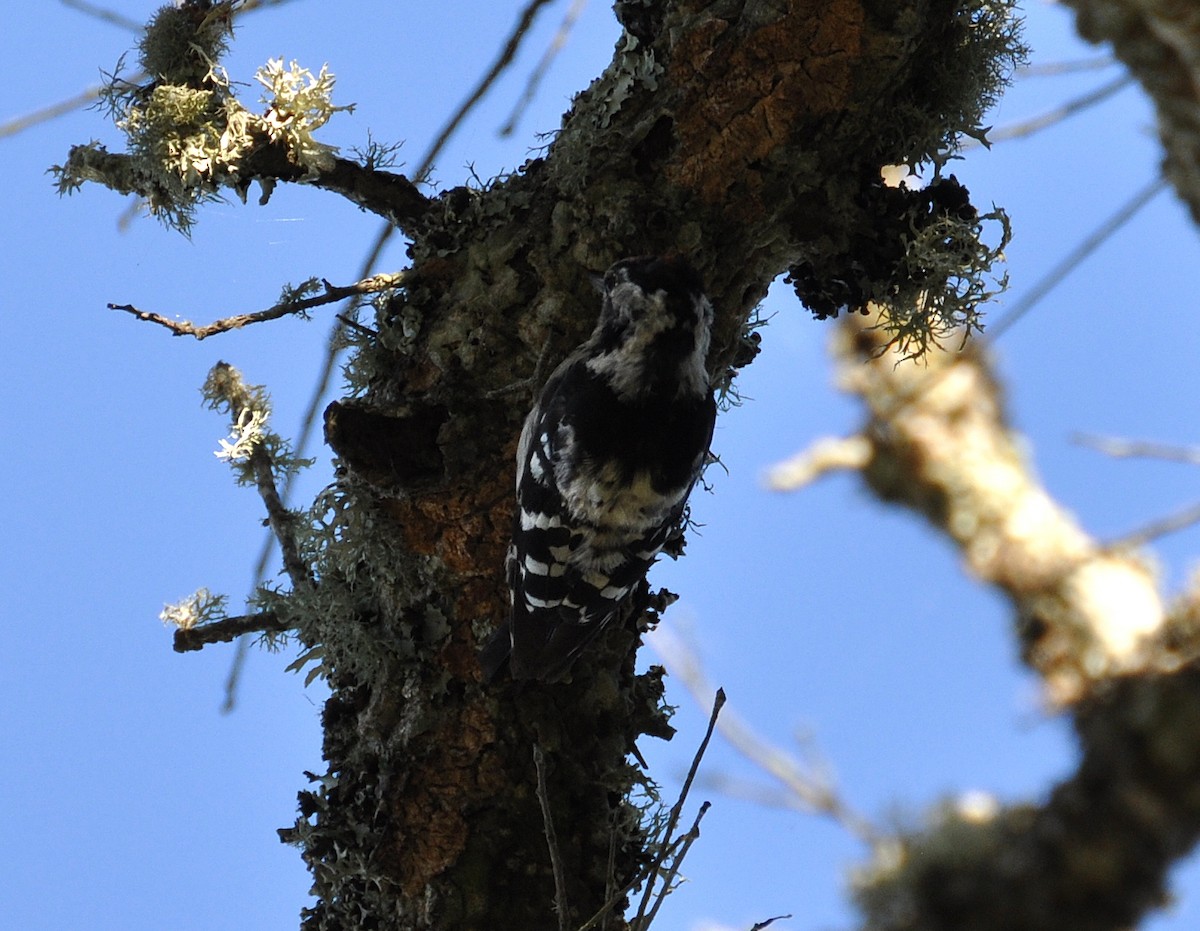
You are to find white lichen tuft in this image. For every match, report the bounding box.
[201,361,313,487]
[215,405,270,463]
[255,58,354,173]
[160,587,227,630]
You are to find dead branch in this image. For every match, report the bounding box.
[108,272,403,340]
[173,611,290,652]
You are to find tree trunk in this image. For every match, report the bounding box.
[297,4,1020,927]
[60,1,1025,927]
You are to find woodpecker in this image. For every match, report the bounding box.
[481,255,716,682]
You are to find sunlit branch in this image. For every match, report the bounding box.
[764,435,872,491]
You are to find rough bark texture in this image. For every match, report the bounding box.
[1062,0,1200,221]
[270,4,1022,929]
[62,1,1022,928]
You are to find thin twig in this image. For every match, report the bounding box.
[1109,500,1200,550]
[174,611,290,652]
[0,84,111,139]
[1017,55,1116,77]
[653,627,880,845]
[413,0,555,182]
[222,635,251,714]
[982,175,1166,344]
[574,837,686,931]
[1073,433,1200,466]
[335,313,379,338]
[961,74,1132,149]
[534,743,571,931]
[632,688,724,927]
[637,802,711,930]
[500,0,589,136]
[108,273,403,340]
[603,814,617,931]
[749,915,793,931]
[577,704,722,931]
[59,0,143,31]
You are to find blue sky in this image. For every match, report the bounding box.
[4,2,1200,930]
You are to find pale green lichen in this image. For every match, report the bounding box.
[880,204,1012,359]
[255,58,354,174]
[202,362,313,487]
[160,587,227,631]
[52,4,354,232]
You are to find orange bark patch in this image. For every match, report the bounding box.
[383,472,510,578]
[668,0,864,208]
[383,700,499,895]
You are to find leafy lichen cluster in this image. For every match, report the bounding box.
[52,0,352,232]
[203,361,313,488]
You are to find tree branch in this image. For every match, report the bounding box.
[1062,0,1200,221]
[303,156,431,230]
[173,611,290,652]
[789,310,1200,931]
[830,310,1166,703]
[108,273,403,340]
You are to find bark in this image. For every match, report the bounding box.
[294,4,1020,928]
[64,1,1024,928]
[282,2,1019,928]
[1061,0,1200,222]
